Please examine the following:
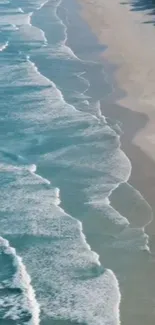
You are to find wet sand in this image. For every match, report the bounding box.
[66,0,155,324]
[76,0,155,237]
[77,0,155,157]
[44,0,155,324]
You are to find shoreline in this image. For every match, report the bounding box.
[76,0,155,239]
[31,1,155,324]
[62,1,155,324]
[57,0,155,325]
[68,2,155,324]
[77,0,155,162]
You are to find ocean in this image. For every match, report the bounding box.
[0,0,153,324]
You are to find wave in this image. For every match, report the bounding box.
[18,7,24,13]
[53,0,80,60]
[28,0,116,130]
[0,236,40,324]
[30,0,81,60]
[0,0,153,324]
[0,156,121,324]
[25,55,79,117]
[0,148,51,185]
[11,0,152,250]
[0,11,32,27]
[28,163,51,185]
[0,41,9,52]
[31,0,153,241]
[36,0,49,11]
[2,0,152,246]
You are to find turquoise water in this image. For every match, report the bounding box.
[0,0,153,324]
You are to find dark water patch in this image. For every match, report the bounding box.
[0,252,14,282]
[0,319,16,325]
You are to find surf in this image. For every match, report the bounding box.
[0,0,153,325]
[0,236,40,324]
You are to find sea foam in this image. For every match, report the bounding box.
[0,159,121,325]
[0,236,40,324]
[0,0,152,324]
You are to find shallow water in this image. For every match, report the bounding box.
[0,0,153,325]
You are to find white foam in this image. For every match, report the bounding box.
[18,8,24,13]
[0,41,9,52]
[11,23,18,30]
[0,2,151,323]
[75,71,90,93]
[29,163,51,185]
[26,56,64,100]
[26,56,78,115]
[0,154,122,323]
[17,11,48,46]
[78,220,101,266]
[36,0,49,10]
[0,24,18,31]
[27,12,33,26]
[44,0,80,60]
[113,227,150,252]
[58,7,79,60]
[85,198,129,227]
[0,12,32,27]
[0,237,40,324]
[0,46,149,252]
[28,163,37,173]
[22,240,121,325]
[14,23,47,48]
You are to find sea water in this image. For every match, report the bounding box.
[0,0,153,325]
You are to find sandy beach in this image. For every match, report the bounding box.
[78,0,155,159]
[76,0,155,233]
[68,1,155,324]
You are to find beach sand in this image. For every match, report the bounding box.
[76,0,155,234]
[37,1,155,324]
[65,0,155,324]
